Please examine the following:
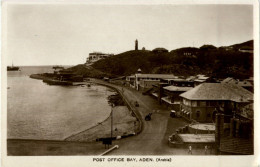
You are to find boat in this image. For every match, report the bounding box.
[7,63,19,71]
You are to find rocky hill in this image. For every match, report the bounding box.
[71,40,253,79]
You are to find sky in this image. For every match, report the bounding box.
[5,4,253,66]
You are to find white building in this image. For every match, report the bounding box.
[86,52,114,64]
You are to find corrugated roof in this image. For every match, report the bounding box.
[163,85,192,92]
[136,74,175,79]
[180,83,253,102]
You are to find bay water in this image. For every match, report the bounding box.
[7,66,114,140]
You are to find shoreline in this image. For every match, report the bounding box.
[26,74,142,142]
[90,79,143,135]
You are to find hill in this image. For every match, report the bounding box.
[229,40,253,50]
[71,40,253,79]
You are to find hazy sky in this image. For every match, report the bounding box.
[5,4,253,66]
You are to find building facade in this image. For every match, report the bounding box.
[86,52,114,63]
[179,83,253,123]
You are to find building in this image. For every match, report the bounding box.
[139,80,161,91]
[162,78,194,87]
[152,48,169,53]
[57,69,83,82]
[238,46,253,53]
[179,83,253,123]
[194,74,210,86]
[162,85,192,111]
[126,75,135,88]
[86,52,114,63]
[221,77,253,92]
[134,73,176,91]
[217,103,254,155]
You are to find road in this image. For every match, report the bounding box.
[92,79,190,155]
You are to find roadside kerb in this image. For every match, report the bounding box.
[91,80,143,135]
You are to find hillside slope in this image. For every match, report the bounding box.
[91,40,253,78]
[70,40,253,79]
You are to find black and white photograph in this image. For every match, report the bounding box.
[1,0,259,167]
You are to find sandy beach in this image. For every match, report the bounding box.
[65,106,138,142]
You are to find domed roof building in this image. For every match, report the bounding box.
[152,47,169,53]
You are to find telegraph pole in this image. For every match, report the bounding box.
[111,104,114,146]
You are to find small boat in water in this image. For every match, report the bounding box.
[7,63,19,71]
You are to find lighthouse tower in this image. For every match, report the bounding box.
[135,39,138,50]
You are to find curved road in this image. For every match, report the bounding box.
[92,79,189,155]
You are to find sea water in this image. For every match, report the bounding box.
[7,66,114,140]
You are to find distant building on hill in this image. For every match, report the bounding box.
[152,47,168,53]
[238,46,253,53]
[86,52,114,63]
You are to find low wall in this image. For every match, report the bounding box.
[90,80,143,135]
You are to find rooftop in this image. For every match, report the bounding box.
[152,47,168,52]
[178,134,215,143]
[189,123,215,131]
[89,52,113,56]
[163,85,192,92]
[197,76,209,80]
[180,83,253,102]
[194,79,207,82]
[136,73,176,79]
[221,77,253,87]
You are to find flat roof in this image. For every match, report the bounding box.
[178,134,215,143]
[136,74,176,79]
[194,79,207,82]
[189,123,215,131]
[164,85,192,92]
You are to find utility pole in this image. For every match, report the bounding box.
[111,104,114,146]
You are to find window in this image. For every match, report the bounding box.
[191,101,197,107]
[196,111,200,118]
[183,99,190,106]
[200,101,206,107]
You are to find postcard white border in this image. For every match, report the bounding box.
[1,0,259,167]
